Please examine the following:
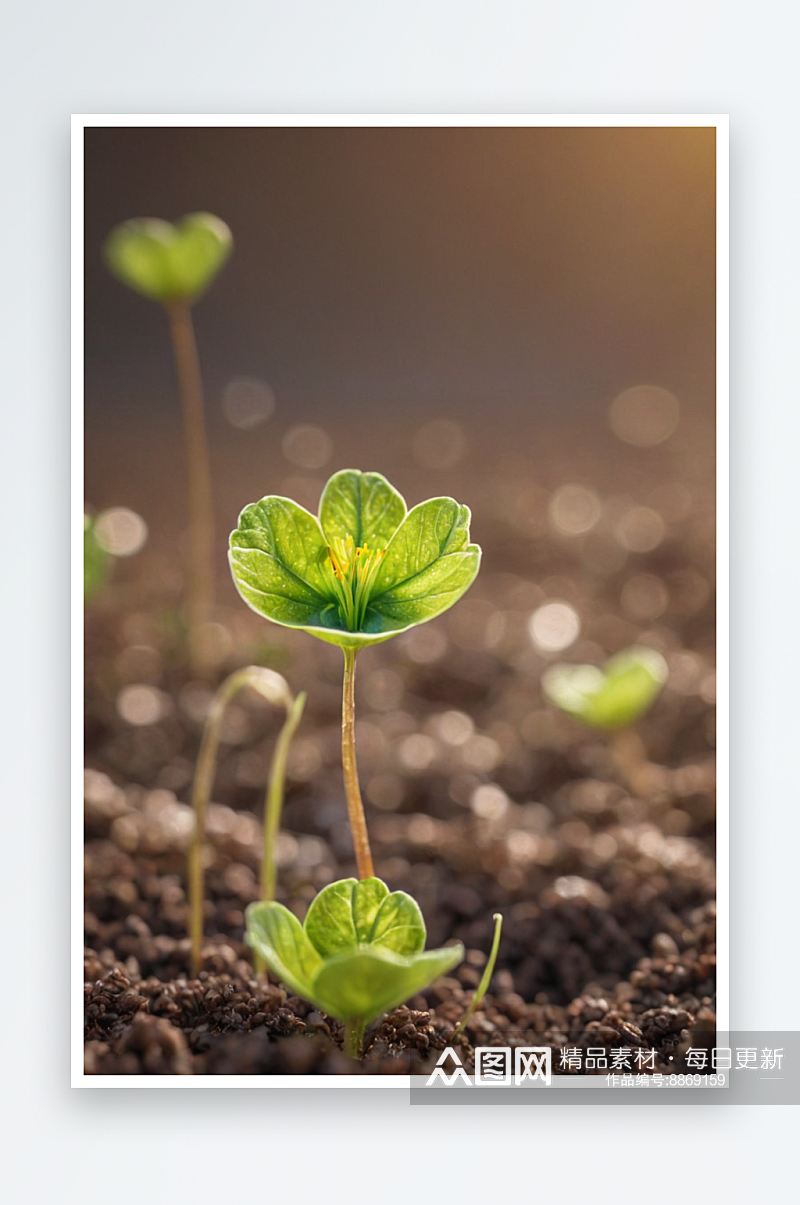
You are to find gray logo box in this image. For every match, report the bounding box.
[409,1032,800,1106]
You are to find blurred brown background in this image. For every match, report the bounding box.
[84,126,715,410]
[85,125,715,595]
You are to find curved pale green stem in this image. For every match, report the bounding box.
[345,1018,366,1060]
[261,692,307,902]
[188,667,304,976]
[166,299,215,673]
[452,913,503,1039]
[341,646,374,880]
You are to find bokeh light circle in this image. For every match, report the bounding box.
[94,508,148,557]
[412,419,467,469]
[548,484,602,536]
[282,424,333,469]
[609,385,680,447]
[614,506,665,552]
[528,601,581,652]
[620,574,669,620]
[222,376,276,429]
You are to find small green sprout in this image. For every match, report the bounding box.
[229,469,481,880]
[542,645,669,795]
[187,666,305,976]
[84,508,147,599]
[541,645,668,730]
[83,513,108,599]
[104,213,233,670]
[104,213,232,305]
[453,912,503,1039]
[246,877,464,1058]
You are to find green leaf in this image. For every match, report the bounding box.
[369,890,426,955]
[304,879,359,956]
[319,470,407,552]
[310,944,465,1022]
[303,877,424,957]
[228,474,481,650]
[244,879,465,1030]
[542,645,668,729]
[369,498,481,628]
[84,513,109,599]
[229,496,334,628]
[351,877,390,943]
[104,212,232,304]
[245,901,322,1000]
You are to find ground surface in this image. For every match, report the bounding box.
[84,416,716,1074]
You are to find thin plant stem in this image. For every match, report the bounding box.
[261,692,307,902]
[610,727,650,796]
[341,646,374,880]
[188,670,244,976]
[188,667,302,977]
[251,689,306,977]
[345,1018,366,1059]
[166,299,215,671]
[453,913,503,1039]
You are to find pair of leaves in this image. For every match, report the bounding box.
[246,877,464,1023]
[542,645,668,730]
[104,212,232,304]
[229,469,481,648]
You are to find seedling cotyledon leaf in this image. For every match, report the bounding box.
[229,469,481,651]
[246,877,464,1038]
[541,645,668,730]
[104,213,233,304]
[104,211,233,668]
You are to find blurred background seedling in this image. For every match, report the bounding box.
[187,665,305,976]
[104,213,233,672]
[84,506,148,600]
[542,645,669,795]
[83,513,108,600]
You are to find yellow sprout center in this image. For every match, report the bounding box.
[326,536,386,630]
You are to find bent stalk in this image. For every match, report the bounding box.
[261,692,307,902]
[453,913,503,1039]
[341,646,374,880]
[188,667,304,976]
[166,299,215,672]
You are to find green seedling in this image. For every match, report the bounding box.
[84,508,146,599]
[542,645,668,795]
[187,665,305,976]
[83,513,108,599]
[104,214,232,304]
[246,877,464,1058]
[104,213,233,669]
[541,645,668,730]
[229,468,481,880]
[453,912,503,1039]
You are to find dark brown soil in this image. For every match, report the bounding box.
[84,426,716,1074]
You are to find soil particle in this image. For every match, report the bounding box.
[86,1015,193,1075]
